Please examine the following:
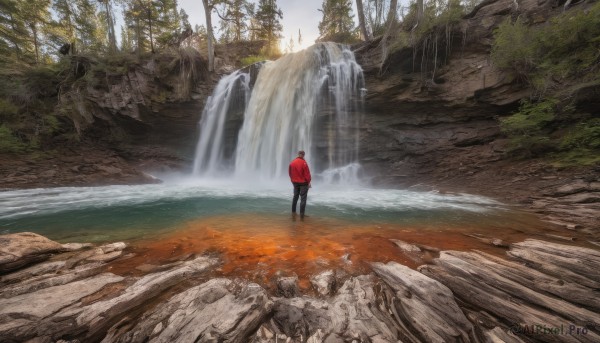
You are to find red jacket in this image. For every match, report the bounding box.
[289,157,311,184]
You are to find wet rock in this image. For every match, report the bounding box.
[390,239,421,253]
[310,270,335,296]
[102,279,272,343]
[0,232,65,273]
[98,242,127,253]
[277,275,300,298]
[65,242,126,268]
[61,243,93,252]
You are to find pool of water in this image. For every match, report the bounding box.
[0,178,557,288]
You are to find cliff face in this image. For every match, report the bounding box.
[355,0,547,185]
[354,0,599,230]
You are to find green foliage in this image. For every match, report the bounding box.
[492,3,600,92]
[240,55,267,66]
[217,0,253,43]
[551,148,600,167]
[0,98,18,118]
[254,0,283,55]
[0,124,27,153]
[560,118,600,150]
[318,0,357,43]
[491,18,536,82]
[500,99,557,135]
[493,4,600,165]
[500,99,560,157]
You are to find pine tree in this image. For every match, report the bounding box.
[98,0,117,53]
[318,0,356,43]
[20,0,52,64]
[123,0,182,53]
[254,0,283,54]
[217,0,252,42]
[52,0,103,54]
[201,0,215,71]
[0,0,28,61]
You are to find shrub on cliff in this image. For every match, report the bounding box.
[0,63,69,154]
[491,3,600,94]
[494,3,600,165]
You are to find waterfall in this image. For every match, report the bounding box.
[193,42,365,183]
[192,70,251,176]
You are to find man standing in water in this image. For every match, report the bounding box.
[289,150,311,219]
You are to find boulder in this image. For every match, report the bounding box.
[310,270,336,296]
[0,233,65,273]
[277,275,300,298]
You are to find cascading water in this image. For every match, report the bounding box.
[192,70,251,176]
[193,42,365,183]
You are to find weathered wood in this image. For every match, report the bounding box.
[372,261,478,343]
[420,250,600,343]
[102,279,272,343]
[509,239,600,288]
[468,250,600,312]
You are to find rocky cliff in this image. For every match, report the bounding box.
[354,0,599,230]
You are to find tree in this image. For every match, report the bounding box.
[0,0,28,61]
[254,0,283,55]
[317,0,356,43]
[216,0,252,42]
[379,0,397,73]
[123,0,182,54]
[356,0,370,40]
[98,0,117,53]
[52,0,103,54]
[21,0,52,64]
[285,34,294,53]
[202,0,215,71]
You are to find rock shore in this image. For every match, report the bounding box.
[1,232,599,342]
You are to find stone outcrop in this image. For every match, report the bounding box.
[1,232,599,342]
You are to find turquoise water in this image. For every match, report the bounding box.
[0,179,542,243]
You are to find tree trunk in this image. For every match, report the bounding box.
[135,17,142,57]
[356,0,369,41]
[202,0,215,72]
[9,14,21,60]
[104,0,117,53]
[31,22,39,64]
[379,0,398,75]
[417,0,424,27]
[147,9,154,53]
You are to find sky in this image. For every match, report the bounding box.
[177,0,359,52]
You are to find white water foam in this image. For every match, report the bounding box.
[0,181,504,220]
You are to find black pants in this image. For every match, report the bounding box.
[292,183,309,215]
